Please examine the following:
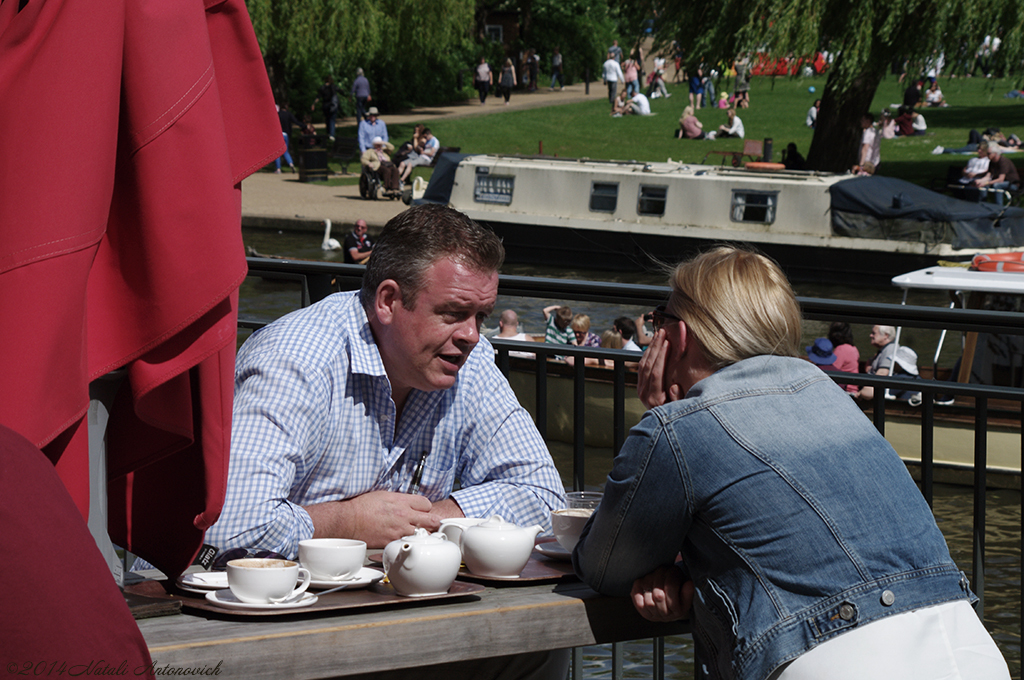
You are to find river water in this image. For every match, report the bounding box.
[240,227,1020,678]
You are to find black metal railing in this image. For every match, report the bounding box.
[241,257,1022,676]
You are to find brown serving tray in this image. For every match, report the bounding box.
[125,579,485,617]
[457,551,577,584]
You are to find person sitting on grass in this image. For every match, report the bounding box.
[715,108,744,139]
[397,128,439,185]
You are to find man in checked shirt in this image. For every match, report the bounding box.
[207,205,565,557]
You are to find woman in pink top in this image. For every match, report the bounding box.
[623,56,640,97]
[829,321,860,393]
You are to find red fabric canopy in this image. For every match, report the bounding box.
[0,0,282,579]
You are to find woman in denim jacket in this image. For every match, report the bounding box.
[573,247,1008,680]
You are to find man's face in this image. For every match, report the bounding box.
[977,147,988,158]
[988,150,1001,162]
[355,221,367,236]
[869,326,889,348]
[383,258,498,396]
[369,114,377,123]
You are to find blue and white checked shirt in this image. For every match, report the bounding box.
[206,292,565,558]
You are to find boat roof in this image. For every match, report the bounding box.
[892,266,1024,294]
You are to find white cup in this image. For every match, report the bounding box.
[298,538,366,581]
[439,517,488,553]
[226,558,311,604]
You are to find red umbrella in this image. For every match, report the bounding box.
[0,0,283,579]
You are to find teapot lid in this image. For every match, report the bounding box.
[399,527,448,543]
[475,515,519,531]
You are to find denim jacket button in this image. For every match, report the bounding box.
[881,590,895,606]
[839,603,855,621]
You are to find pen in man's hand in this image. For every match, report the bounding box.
[408,450,428,495]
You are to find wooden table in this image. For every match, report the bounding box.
[136,580,690,678]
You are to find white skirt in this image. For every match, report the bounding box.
[771,600,1010,680]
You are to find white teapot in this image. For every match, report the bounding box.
[382,528,462,597]
[459,515,543,578]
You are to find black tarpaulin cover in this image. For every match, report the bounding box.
[413,152,470,206]
[829,175,1024,249]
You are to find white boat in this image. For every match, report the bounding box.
[425,154,1024,286]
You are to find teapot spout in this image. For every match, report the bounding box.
[398,542,414,570]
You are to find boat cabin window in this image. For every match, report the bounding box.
[730,190,778,224]
[590,182,618,213]
[637,185,668,217]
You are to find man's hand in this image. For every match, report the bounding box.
[305,491,446,549]
[637,329,682,409]
[630,565,694,622]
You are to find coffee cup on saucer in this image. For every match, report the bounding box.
[226,558,312,604]
[298,538,366,581]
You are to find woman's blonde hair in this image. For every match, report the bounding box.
[600,329,623,350]
[682,105,694,118]
[666,246,801,369]
[571,314,591,332]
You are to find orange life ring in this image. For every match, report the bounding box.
[744,162,786,171]
[971,252,1024,272]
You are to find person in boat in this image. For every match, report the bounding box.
[494,308,536,359]
[208,204,564,557]
[542,305,576,345]
[827,321,860,394]
[571,313,601,348]
[805,336,838,370]
[573,246,1010,680]
[613,316,642,352]
[856,324,920,401]
[567,328,624,368]
[343,219,373,264]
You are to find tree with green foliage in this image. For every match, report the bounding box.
[632,0,1022,171]
[246,0,475,117]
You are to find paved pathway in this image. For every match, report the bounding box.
[242,83,597,232]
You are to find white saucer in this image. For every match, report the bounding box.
[534,542,571,561]
[309,567,385,589]
[177,571,229,593]
[205,589,318,610]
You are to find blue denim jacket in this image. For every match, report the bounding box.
[574,356,974,680]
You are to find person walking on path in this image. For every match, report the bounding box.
[352,68,372,122]
[499,58,517,105]
[275,102,301,173]
[475,57,493,104]
[549,48,564,90]
[602,52,624,109]
[313,77,340,141]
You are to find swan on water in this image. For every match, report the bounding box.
[322,219,341,250]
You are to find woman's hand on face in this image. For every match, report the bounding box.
[631,564,694,622]
[637,328,683,409]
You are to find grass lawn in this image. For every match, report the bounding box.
[333,74,1024,189]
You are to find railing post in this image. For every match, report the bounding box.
[921,397,934,506]
[972,397,988,619]
[573,358,586,491]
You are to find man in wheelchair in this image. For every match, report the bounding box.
[359,136,402,199]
